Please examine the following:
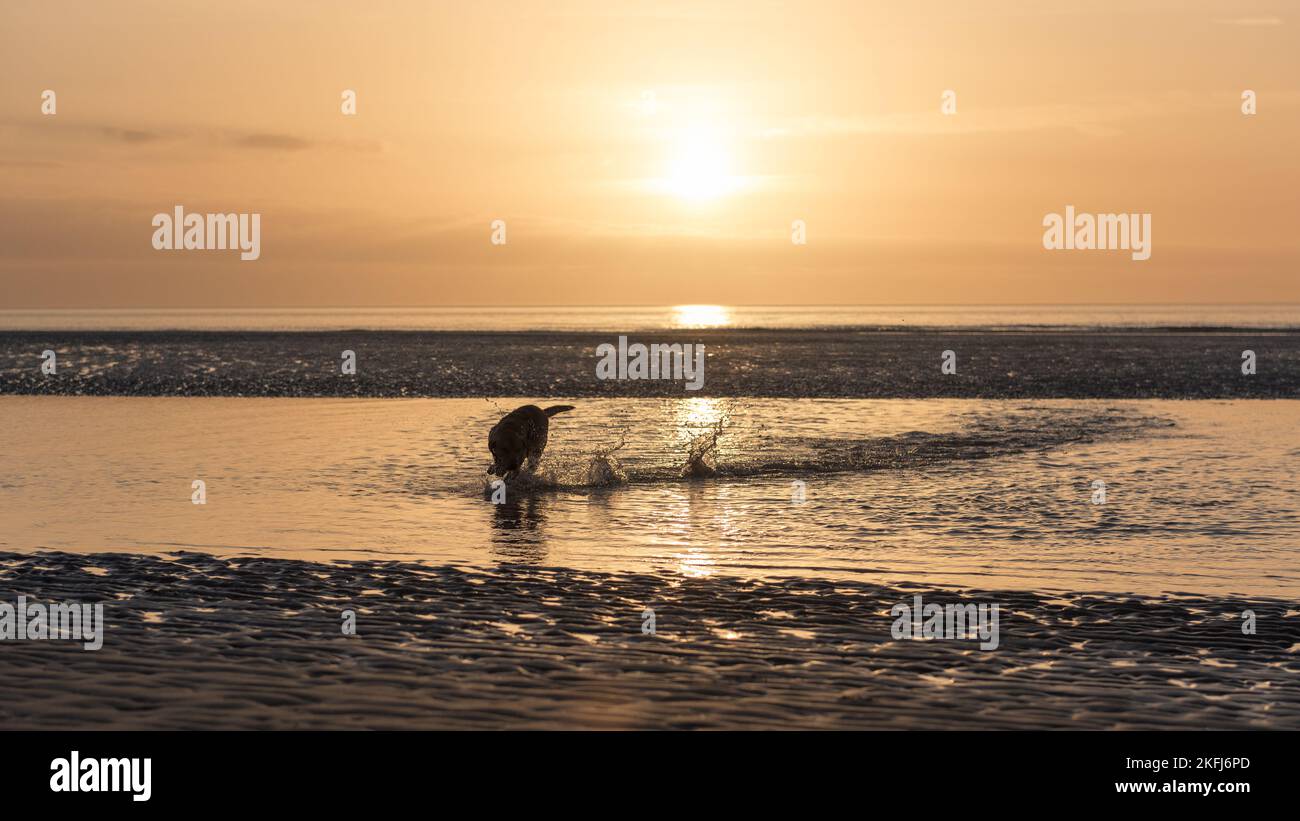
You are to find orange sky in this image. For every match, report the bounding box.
[1,0,1297,308]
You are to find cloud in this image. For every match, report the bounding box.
[226,132,384,153]
[99,126,168,143]
[0,120,175,145]
[2,118,384,154]
[232,133,314,151]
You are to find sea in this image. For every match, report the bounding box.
[1,305,1297,597]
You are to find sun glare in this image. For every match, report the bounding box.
[662,126,737,201]
[672,304,731,328]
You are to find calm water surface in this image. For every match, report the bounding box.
[2,396,1296,596]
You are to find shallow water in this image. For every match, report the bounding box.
[2,396,1296,597]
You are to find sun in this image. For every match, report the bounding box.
[662,126,737,201]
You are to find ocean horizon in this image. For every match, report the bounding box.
[2,303,1297,332]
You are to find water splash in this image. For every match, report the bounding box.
[681,414,726,478]
[483,431,630,492]
[475,405,1171,494]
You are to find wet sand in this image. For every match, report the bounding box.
[1,551,1295,730]
[2,328,1297,398]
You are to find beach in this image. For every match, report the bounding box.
[1,324,1298,730]
[2,328,1298,398]
[2,550,1295,730]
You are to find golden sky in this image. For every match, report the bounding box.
[1,0,1297,308]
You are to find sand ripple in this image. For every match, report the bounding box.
[0,551,1296,729]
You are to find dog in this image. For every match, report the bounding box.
[487,404,575,481]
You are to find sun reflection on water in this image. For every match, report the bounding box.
[671,304,731,328]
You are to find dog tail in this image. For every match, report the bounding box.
[543,404,575,417]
